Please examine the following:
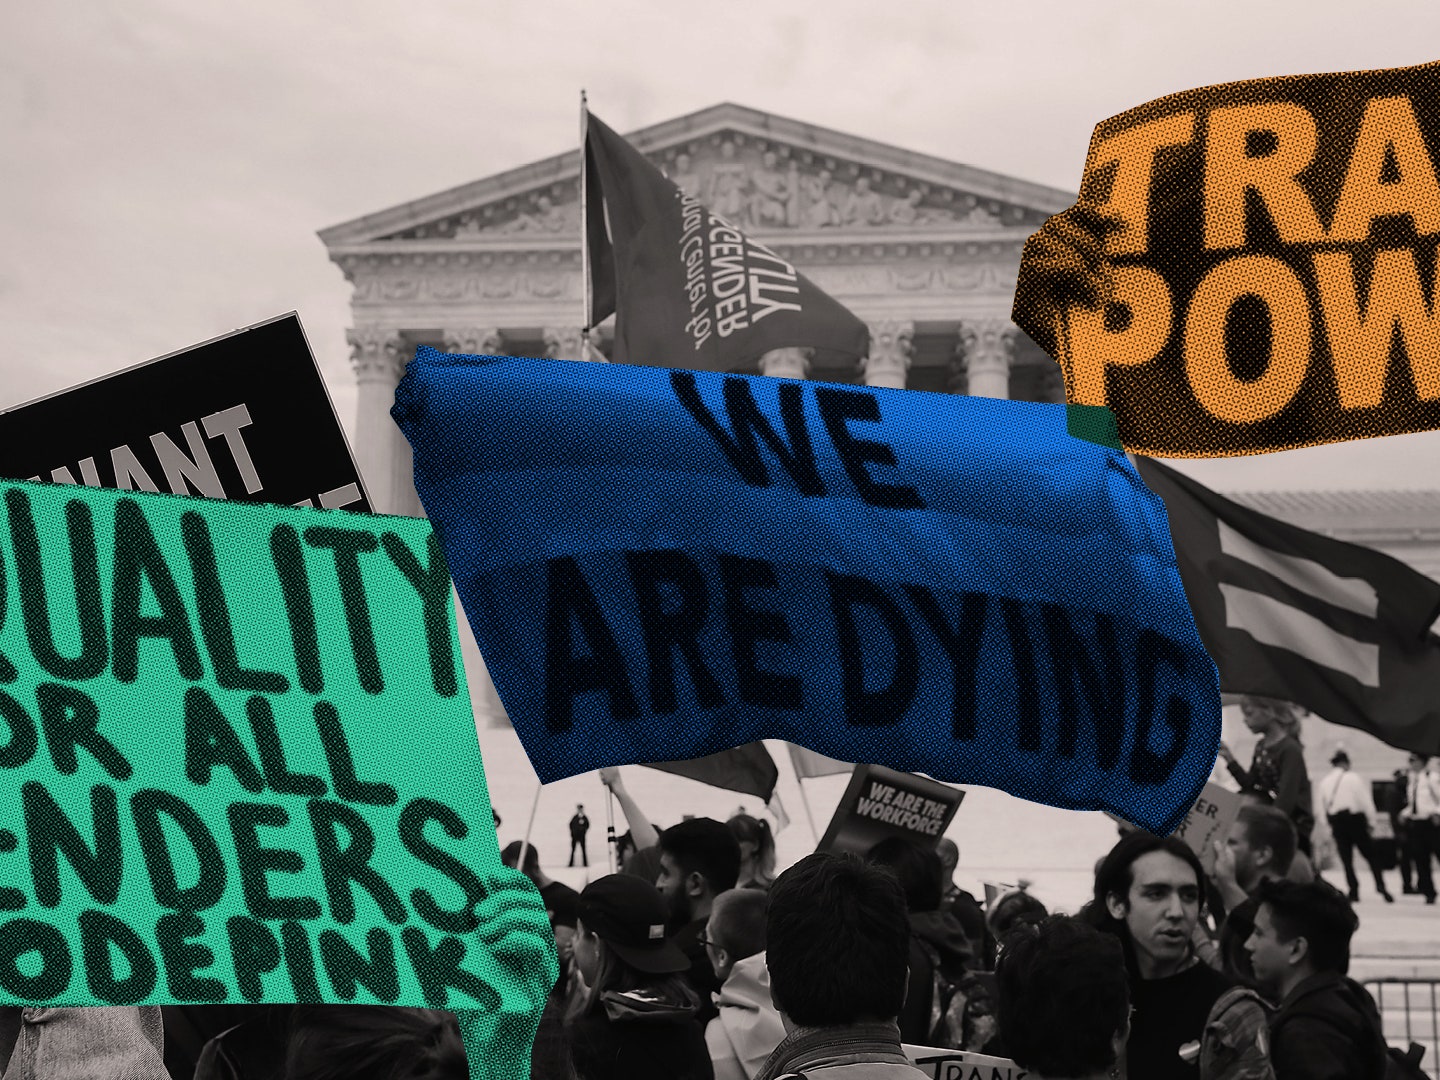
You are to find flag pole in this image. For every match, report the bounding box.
[518,781,543,875]
[580,89,592,357]
[604,784,618,873]
[795,775,823,846]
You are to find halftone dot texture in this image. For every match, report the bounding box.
[1012,59,1440,458]
[393,348,1221,836]
[0,479,556,1080]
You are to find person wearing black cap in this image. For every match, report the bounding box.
[1317,749,1393,904]
[566,874,714,1080]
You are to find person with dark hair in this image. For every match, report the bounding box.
[936,838,993,969]
[284,1007,468,1080]
[728,813,778,891]
[1211,804,1299,985]
[988,885,1048,951]
[658,818,744,1025]
[994,916,1130,1080]
[866,837,974,1047]
[1218,697,1315,859]
[755,853,926,1079]
[1245,879,1388,1079]
[703,889,785,1080]
[570,804,592,867]
[503,840,582,996]
[566,875,713,1080]
[1318,749,1394,903]
[1080,832,1234,1080]
[1398,752,1440,903]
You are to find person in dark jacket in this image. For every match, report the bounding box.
[570,805,592,867]
[566,874,714,1080]
[936,838,994,969]
[1244,877,1388,1080]
[866,837,974,1047]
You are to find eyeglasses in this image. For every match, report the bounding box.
[696,930,716,949]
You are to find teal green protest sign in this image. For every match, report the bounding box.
[0,479,556,1079]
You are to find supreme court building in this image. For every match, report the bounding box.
[318,104,1440,765]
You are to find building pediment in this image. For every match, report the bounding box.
[318,103,1075,251]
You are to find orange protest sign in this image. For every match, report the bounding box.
[1014,60,1440,457]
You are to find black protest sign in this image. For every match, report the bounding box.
[816,764,965,857]
[0,313,370,512]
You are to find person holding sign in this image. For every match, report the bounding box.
[993,916,1131,1080]
[1219,698,1315,861]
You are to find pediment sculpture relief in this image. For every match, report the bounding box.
[656,138,1024,232]
[404,136,1028,242]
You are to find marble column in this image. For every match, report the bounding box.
[958,318,1017,399]
[544,327,607,361]
[347,326,414,516]
[443,327,504,356]
[947,331,969,396]
[758,346,813,380]
[861,320,915,389]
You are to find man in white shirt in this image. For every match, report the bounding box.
[1398,753,1440,904]
[1317,750,1393,905]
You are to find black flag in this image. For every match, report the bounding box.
[1136,456,1440,755]
[583,109,869,367]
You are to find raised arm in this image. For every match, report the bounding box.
[599,767,661,851]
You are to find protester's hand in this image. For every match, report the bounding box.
[1217,742,1236,766]
[475,868,560,990]
[1011,200,1124,358]
[599,766,625,791]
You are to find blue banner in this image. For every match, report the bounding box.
[393,349,1221,835]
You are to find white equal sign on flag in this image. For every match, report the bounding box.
[1216,520,1380,687]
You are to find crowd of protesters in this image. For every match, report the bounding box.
[25,696,1436,1079]
[482,697,1434,1080]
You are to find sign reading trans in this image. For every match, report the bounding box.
[0,313,370,513]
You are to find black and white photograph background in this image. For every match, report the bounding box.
[6,2,1440,1078]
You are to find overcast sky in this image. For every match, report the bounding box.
[5,0,1440,491]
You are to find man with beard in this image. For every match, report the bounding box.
[1244,879,1388,1079]
[1211,804,1298,983]
[658,818,743,1026]
[1080,832,1235,1080]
